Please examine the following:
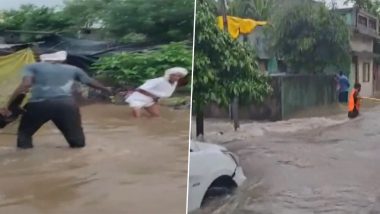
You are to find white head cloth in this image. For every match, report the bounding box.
[40,51,68,62]
[164,67,188,80]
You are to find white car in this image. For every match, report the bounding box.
[188,141,246,213]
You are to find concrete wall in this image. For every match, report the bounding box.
[203,74,337,121]
[350,34,373,52]
[281,75,336,119]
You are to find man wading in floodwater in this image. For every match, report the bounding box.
[1,51,111,149]
[348,83,361,119]
[124,67,188,118]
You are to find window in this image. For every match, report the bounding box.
[369,18,377,30]
[358,15,368,26]
[363,63,370,82]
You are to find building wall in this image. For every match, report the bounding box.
[343,10,355,26]
[349,62,356,90]
[356,10,379,36]
[349,57,374,97]
[350,34,373,52]
[373,63,380,97]
[357,57,373,97]
[281,75,336,118]
[338,8,378,97]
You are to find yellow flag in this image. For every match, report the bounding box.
[217,16,267,39]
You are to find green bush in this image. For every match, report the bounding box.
[121,32,148,44]
[92,42,192,88]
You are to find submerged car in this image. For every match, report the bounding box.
[188,141,246,212]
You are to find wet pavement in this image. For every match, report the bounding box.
[194,103,380,214]
[0,104,189,214]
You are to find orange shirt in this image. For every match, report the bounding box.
[348,89,360,112]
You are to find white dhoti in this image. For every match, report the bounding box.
[125,92,155,109]
[125,67,188,109]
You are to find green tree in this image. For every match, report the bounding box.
[0,4,71,32]
[0,5,72,41]
[102,0,194,43]
[270,0,350,73]
[63,0,112,29]
[229,0,275,20]
[1,0,194,44]
[194,0,272,137]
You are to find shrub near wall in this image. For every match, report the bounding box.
[92,42,192,90]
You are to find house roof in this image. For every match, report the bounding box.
[334,7,355,13]
[351,50,380,59]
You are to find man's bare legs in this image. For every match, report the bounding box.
[131,104,160,118]
[132,108,142,118]
[145,104,160,117]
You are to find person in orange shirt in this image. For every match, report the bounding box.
[348,83,361,119]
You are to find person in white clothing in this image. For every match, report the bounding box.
[125,67,188,118]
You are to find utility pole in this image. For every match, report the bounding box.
[219,0,240,131]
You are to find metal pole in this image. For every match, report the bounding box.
[220,0,228,31]
[220,0,240,131]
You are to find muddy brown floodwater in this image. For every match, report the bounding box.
[194,103,380,214]
[0,104,189,214]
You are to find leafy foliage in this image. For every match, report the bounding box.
[229,0,276,20]
[121,33,148,44]
[62,0,111,29]
[270,1,351,73]
[0,5,71,32]
[103,0,194,43]
[194,0,272,108]
[92,42,192,88]
[1,0,194,44]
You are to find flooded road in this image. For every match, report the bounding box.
[0,104,189,214]
[194,103,380,214]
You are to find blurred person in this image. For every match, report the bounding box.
[2,51,111,149]
[348,83,361,119]
[124,67,188,118]
[338,71,350,103]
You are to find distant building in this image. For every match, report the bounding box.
[336,6,380,97]
[238,26,284,74]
